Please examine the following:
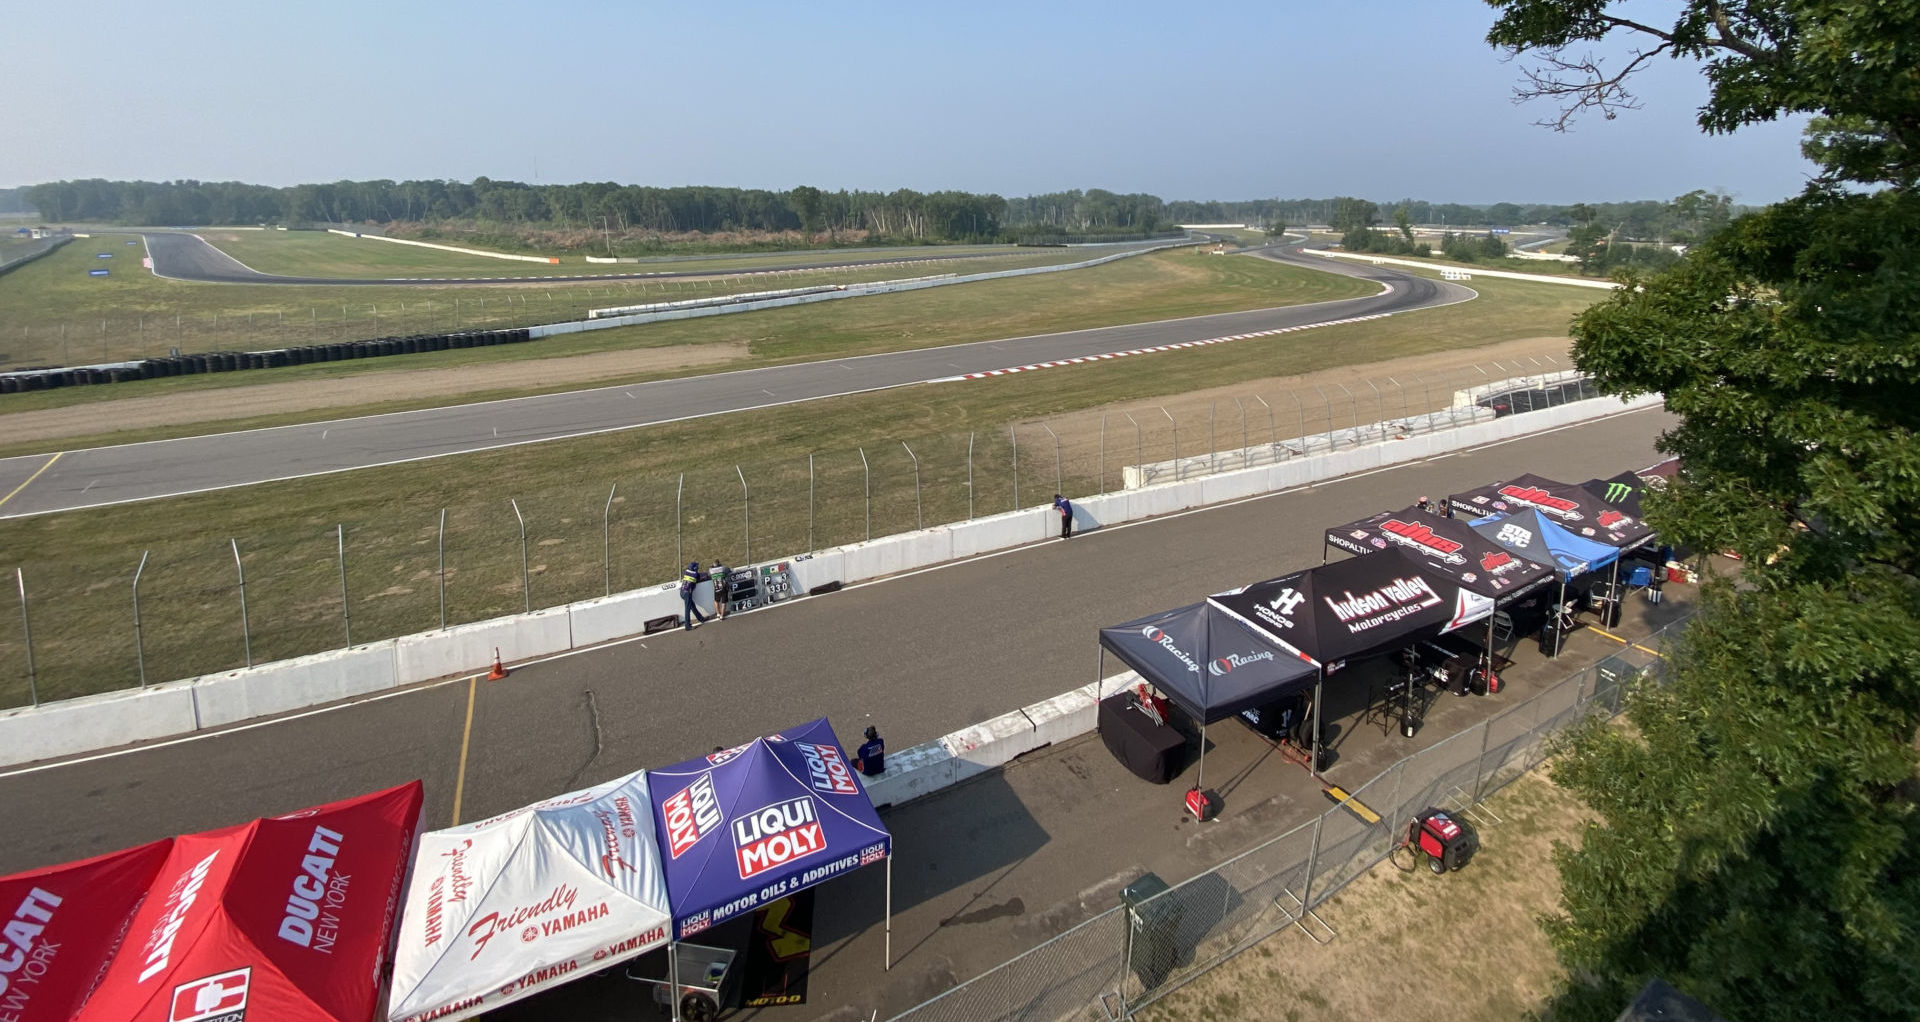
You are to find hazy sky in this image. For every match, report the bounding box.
[0,0,1815,204]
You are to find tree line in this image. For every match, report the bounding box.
[16,177,1734,246]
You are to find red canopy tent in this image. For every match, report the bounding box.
[62,781,423,1022]
[0,840,173,1022]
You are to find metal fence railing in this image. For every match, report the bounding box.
[886,617,1686,1022]
[1,362,1577,708]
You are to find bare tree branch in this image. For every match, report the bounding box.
[1514,42,1676,131]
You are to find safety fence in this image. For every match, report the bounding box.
[0,360,1582,708]
[885,616,1687,1022]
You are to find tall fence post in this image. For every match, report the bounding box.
[510,499,530,613]
[1099,415,1107,492]
[437,509,447,630]
[1313,386,1333,450]
[1301,813,1325,908]
[675,474,685,572]
[859,447,871,541]
[736,466,751,564]
[15,568,36,706]
[1009,427,1019,508]
[901,442,921,530]
[807,454,815,553]
[1288,390,1304,452]
[132,551,149,687]
[1336,383,1357,439]
[1235,397,1247,465]
[603,484,618,596]
[1126,413,1141,484]
[1160,407,1177,480]
[1208,401,1217,474]
[231,539,252,668]
[1043,425,1061,496]
[338,524,351,648]
[1365,380,1382,438]
[966,433,975,521]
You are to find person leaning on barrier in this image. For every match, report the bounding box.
[679,561,711,631]
[854,726,885,776]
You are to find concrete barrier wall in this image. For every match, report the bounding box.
[192,643,400,728]
[8,391,1662,767]
[1305,248,1619,290]
[326,229,560,264]
[394,607,573,685]
[0,683,200,765]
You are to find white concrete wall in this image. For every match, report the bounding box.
[1305,248,1618,290]
[5,391,1662,767]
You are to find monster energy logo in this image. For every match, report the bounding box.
[1604,481,1636,503]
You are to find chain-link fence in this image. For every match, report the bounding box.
[887,616,1687,1022]
[0,363,1576,707]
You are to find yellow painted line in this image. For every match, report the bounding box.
[450,674,478,825]
[1321,784,1381,825]
[1587,626,1667,658]
[0,452,63,511]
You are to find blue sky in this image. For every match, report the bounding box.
[0,0,1814,204]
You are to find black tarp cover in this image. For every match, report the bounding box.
[1446,472,1653,548]
[1324,506,1556,600]
[1583,471,1649,517]
[1208,548,1493,670]
[1098,603,1317,723]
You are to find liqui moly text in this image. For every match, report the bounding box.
[732,798,826,880]
[800,743,859,795]
[663,775,722,859]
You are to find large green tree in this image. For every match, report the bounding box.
[1484,2,1920,1020]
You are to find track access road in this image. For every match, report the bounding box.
[0,249,1472,518]
[140,231,1117,286]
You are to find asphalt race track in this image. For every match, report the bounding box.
[140,231,1116,286]
[0,250,1471,517]
[0,405,1670,874]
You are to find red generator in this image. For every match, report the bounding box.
[1410,808,1478,874]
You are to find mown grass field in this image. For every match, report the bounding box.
[1136,768,1585,1022]
[0,236,1087,369]
[0,249,1375,448]
[0,272,1600,706]
[195,229,1035,279]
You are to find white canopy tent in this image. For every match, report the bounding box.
[387,770,673,1022]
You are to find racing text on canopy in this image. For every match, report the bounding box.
[386,770,673,1022]
[1098,602,1317,724]
[61,782,424,1022]
[1447,473,1653,549]
[1209,548,1493,669]
[1323,505,1555,601]
[648,718,891,942]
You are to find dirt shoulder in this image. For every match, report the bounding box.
[1136,767,1587,1022]
[0,342,750,444]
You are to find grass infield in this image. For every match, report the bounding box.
[0,272,1598,705]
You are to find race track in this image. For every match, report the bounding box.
[141,231,1112,286]
[0,250,1472,517]
[0,405,1670,873]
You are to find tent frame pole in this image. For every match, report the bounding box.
[885,854,894,970]
[1311,668,1325,775]
[669,940,680,1022]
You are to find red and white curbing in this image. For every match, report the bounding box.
[940,309,1396,383]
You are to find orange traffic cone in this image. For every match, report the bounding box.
[487,648,508,681]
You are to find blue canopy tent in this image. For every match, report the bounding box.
[1468,507,1623,651]
[647,718,893,1017]
[1098,602,1318,794]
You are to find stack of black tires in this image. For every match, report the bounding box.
[0,328,533,394]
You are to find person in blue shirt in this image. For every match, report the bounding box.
[679,562,710,631]
[1054,494,1074,539]
[855,726,885,776]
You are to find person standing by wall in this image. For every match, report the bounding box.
[680,561,710,631]
[710,558,728,621]
[1054,493,1074,539]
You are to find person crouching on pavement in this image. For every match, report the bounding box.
[680,561,710,631]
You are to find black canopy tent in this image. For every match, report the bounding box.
[1208,548,1493,770]
[1448,472,1656,620]
[1098,602,1317,794]
[1583,471,1650,517]
[1322,505,1558,672]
